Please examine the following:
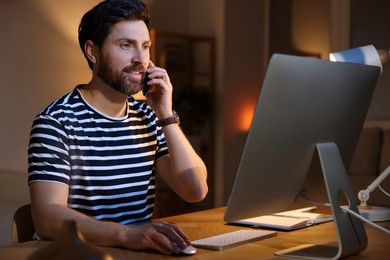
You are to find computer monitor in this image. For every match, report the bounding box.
[224,54,380,259]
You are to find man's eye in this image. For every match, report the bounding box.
[143,44,151,50]
[121,43,130,49]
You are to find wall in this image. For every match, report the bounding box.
[0,0,101,245]
[221,0,270,204]
[292,0,331,58]
[0,0,100,174]
[351,0,390,118]
[269,0,331,58]
[146,0,190,33]
[187,0,227,206]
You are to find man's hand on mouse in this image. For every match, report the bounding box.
[117,221,192,255]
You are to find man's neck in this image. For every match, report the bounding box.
[79,81,128,118]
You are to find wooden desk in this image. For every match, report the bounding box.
[1,207,389,259]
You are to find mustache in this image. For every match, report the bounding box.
[123,64,146,73]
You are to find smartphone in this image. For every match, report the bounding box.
[142,72,152,96]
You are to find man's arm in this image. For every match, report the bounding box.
[29,181,191,255]
[155,125,208,202]
[145,61,208,202]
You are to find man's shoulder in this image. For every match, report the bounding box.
[38,87,83,117]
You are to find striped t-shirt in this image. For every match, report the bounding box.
[28,85,168,224]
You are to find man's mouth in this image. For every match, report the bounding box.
[124,67,145,77]
[124,64,146,73]
[122,64,146,83]
[123,70,145,85]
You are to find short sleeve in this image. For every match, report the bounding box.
[28,114,71,185]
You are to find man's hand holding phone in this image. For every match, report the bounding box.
[142,61,173,119]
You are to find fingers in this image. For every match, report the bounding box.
[153,221,190,247]
[123,221,190,255]
[146,69,170,88]
[148,227,183,255]
[148,221,190,255]
[143,62,173,115]
[146,61,171,86]
[150,232,177,255]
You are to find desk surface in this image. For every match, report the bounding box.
[1,207,389,260]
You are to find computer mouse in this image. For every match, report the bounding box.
[172,242,197,255]
[180,245,197,255]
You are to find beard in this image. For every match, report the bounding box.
[97,54,146,96]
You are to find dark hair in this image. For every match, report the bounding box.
[78,0,151,69]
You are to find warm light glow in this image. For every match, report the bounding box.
[239,103,256,132]
[34,0,101,45]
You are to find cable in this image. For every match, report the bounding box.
[297,191,330,207]
[298,192,390,235]
[341,207,390,235]
[379,185,390,198]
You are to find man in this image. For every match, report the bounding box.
[28,0,208,255]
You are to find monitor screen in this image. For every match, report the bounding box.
[224,54,380,223]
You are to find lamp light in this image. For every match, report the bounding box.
[329,44,390,72]
[330,44,390,222]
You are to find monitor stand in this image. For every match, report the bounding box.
[275,142,367,259]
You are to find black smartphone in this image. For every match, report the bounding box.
[142,72,152,96]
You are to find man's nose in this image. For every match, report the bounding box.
[132,47,149,65]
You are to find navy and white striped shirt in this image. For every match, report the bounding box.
[28,85,168,224]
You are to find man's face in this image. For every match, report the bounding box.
[96,20,151,95]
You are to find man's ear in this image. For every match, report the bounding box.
[84,40,98,65]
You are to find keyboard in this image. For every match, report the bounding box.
[191,229,277,251]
